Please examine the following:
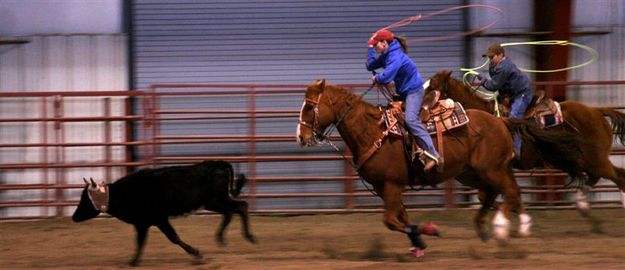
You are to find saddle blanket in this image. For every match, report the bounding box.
[381,100,469,137]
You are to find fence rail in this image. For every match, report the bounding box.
[1,80,624,219]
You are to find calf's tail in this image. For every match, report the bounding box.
[218,160,246,197]
[231,174,247,197]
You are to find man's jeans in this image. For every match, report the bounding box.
[509,93,533,154]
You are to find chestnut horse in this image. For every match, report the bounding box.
[296,80,581,255]
[425,70,625,210]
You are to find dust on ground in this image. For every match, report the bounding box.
[1,209,624,269]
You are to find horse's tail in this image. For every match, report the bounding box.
[504,118,584,179]
[595,107,625,146]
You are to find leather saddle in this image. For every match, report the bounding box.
[498,90,563,128]
[379,97,469,175]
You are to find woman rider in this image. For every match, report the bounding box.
[366,29,440,172]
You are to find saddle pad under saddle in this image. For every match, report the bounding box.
[423,101,469,135]
[535,100,563,128]
[380,100,469,136]
[381,107,403,137]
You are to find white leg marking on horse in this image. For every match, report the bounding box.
[518,213,532,237]
[575,188,590,211]
[492,210,510,240]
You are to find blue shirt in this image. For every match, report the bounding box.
[482,57,532,97]
[366,40,424,97]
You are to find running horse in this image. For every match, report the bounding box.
[296,80,580,256]
[425,70,625,211]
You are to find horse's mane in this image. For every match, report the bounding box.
[324,84,380,119]
[435,71,494,113]
[322,84,384,150]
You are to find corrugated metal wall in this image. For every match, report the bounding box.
[131,0,467,209]
[132,0,466,88]
[0,34,128,217]
[468,0,534,81]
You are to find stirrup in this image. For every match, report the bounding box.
[423,159,437,172]
[420,151,439,172]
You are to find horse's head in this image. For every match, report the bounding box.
[421,70,454,117]
[296,79,338,147]
[424,69,453,100]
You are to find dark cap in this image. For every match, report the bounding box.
[482,43,505,57]
[368,29,395,46]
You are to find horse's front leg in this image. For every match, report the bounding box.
[476,188,497,242]
[379,182,427,257]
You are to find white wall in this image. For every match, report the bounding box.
[0,0,122,35]
[0,0,127,217]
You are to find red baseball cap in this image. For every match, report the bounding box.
[368,29,395,46]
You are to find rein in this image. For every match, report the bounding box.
[434,78,502,117]
[300,83,376,151]
[469,86,501,117]
[299,83,380,195]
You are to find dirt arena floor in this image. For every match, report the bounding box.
[1,209,624,269]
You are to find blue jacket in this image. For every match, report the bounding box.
[482,57,532,97]
[366,40,424,97]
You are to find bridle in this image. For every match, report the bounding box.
[298,84,376,150]
[298,92,328,145]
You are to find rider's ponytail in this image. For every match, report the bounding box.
[395,36,408,53]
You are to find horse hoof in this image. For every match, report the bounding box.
[420,222,441,237]
[409,247,425,258]
[128,259,140,267]
[478,231,490,242]
[497,238,509,247]
[246,234,258,244]
[190,249,202,257]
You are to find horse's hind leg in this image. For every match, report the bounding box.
[582,154,625,208]
[612,165,625,208]
[575,182,592,217]
[379,182,427,255]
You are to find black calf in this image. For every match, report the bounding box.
[72,160,256,266]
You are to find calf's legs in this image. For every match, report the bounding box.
[207,197,257,245]
[130,224,149,266]
[156,220,201,258]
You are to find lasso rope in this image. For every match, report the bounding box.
[384,4,504,43]
[461,40,599,77]
[459,40,599,116]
